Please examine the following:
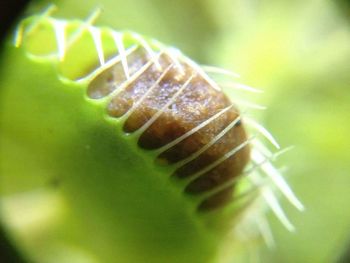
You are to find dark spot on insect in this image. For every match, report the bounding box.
[235,119,242,126]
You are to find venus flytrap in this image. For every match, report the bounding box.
[0,7,303,263]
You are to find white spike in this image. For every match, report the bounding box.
[85,7,103,25]
[235,99,267,110]
[16,4,57,47]
[103,45,137,69]
[52,20,66,61]
[156,105,233,154]
[42,4,58,16]
[245,118,280,149]
[136,75,195,135]
[187,137,254,183]
[197,144,293,201]
[181,57,221,91]
[198,160,272,202]
[125,63,173,118]
[30,4,58,33]
[251,149,304,211]
[244,146,294,178]
[106,51,162,100]
[251,140,273,158]
[111,32,130,79]
[261,186,295,232]
[166,48,185,75]
[252,140,294,160]
[89,27,105,65]
[201,65,240,78]
[255,214,275,248]
[174,113,243,168]
[65,8,102,51]
[132,33,161,70]
[83,45,137,84]
[14,22,24,47]
[221,82,263,93]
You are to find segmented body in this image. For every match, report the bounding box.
[15,6,303,247]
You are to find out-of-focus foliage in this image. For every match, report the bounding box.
[4,0,350,262]
[208,1,350,262]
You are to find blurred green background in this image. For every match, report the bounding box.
[2,0,350,262]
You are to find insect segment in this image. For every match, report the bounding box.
[14,6,303,248]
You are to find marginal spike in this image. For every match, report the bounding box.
[234,99,267,110]
[131,33,162,70]
[106,51,163,101]
[221,82,263,93]
[261,186,295,232]
[111,32,130,79]
[89,27,105,66]
[135,74,195,136]
[255,214,275,248]
[52,20,66,61]
[165,48,185,75]
[245,118,280,149]
[123,62,174,120]
[155,105,234,155]
[201,65,240,78]
[15,4,57,48]
[251,148,304,211]
[181,57,221,91]
[173,113,243,169]
[65,8,102,50]
[186,137,254,184]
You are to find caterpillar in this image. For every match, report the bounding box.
[0,5,304,263]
